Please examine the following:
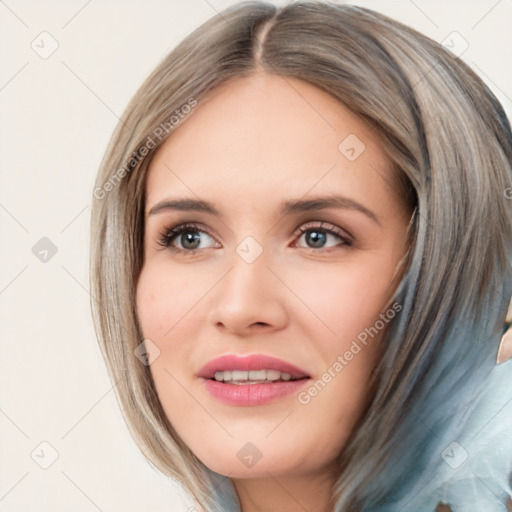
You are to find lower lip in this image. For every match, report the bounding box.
[202,378,310,406]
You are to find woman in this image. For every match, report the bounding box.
[89,1,512,510]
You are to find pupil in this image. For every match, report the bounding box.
[307,230,326,248]
[182,231,200,249]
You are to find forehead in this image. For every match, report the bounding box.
[145,74,396,211]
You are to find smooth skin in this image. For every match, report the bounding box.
[136,73,411,512]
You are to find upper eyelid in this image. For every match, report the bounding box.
[297,221,351,236]
[163,220,346,236]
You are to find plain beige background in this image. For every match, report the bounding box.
[1,0,511,510]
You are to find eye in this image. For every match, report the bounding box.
[293,221,353,250]
[156,220,353,254]
[156,222,219,253]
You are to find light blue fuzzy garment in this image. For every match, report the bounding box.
[391,358,512,511]
[203,467,240,511]
[203,358,512,511]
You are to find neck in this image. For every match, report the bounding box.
[231,467,337,512]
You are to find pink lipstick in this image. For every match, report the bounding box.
[197,353,311,406]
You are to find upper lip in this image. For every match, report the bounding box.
[197,354,310,380]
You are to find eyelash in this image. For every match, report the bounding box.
[156,221,353,254]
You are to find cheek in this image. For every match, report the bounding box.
[135,266,195,392]
[135,262,212,392]
[287,260,394,420]
[136,262,208,338]
[292,258,395,346]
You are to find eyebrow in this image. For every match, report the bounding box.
[147,194,380,225]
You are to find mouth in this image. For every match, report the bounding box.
[197,353,311,406]
[197,353,310,381]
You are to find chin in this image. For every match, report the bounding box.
[202,458,294,479]
[193,441,313,479]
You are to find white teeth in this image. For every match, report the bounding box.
[249,370,266,380]
[212,369,295,383]
[266,369,281,381]
[231,370,248,380]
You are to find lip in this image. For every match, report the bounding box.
[197,353,311,406]
[197,353,310,380]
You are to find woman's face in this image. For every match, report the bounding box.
[136,73,410,481]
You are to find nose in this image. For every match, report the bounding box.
[208,248,288,336]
